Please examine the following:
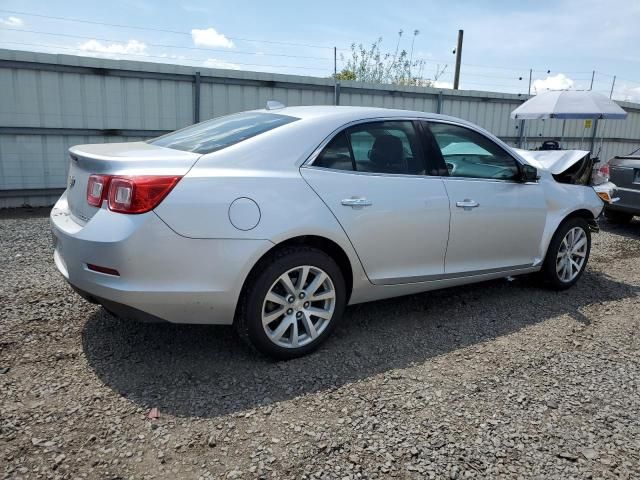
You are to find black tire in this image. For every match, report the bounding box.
[236,246,346,360]
[540,217,591,290]
[605,209,634,224]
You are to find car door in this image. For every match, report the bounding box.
[301,120,450,285]
[424,121,548,275]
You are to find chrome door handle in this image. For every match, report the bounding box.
[341,197,372,208]
[456,199,479,210]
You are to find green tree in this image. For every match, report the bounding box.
[333,30,447,87]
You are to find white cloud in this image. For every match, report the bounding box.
[0,16,23,27]
[191,27,234,48]
[203,58,240,70]
[432,80,454,89]
[78,39,148,57]
[532,73,574,93]
[617,84,640,103]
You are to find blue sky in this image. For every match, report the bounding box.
[1,0,640,100]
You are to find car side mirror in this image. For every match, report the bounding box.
[519,164,539,183]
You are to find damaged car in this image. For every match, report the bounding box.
[51,106,606,359]
[515,148,618,204]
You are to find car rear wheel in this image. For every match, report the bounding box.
[605,209,634,224]
[540,217,591,290]
[236,246,346,360]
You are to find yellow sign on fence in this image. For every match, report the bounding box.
[584,119,593,129]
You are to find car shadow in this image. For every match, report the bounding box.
[599,217,640,239]
[82,270,638,419]
[598,218,640,260]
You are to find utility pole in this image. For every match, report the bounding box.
[453,30,463,90]
[520,68,533,149]
[589,70,595,90]
[610,75,616,99]
[333,47,339,106]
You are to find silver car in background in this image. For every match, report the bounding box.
[51,106,604,359]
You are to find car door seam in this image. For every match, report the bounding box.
[441,178,452,274]
[298,167,374,285]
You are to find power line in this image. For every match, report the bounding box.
[1,28,334,61]
[2,11,627,82]
[0,42,333,72]
[0,8,341,50]
[1,18,636,90]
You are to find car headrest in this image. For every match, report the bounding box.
[369,135,404,168]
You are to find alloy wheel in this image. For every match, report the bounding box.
[261,265,336,348]
[556,226,588,283]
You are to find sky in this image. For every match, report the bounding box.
[1,0,640,100]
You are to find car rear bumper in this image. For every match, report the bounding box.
[605,187,640,215]
[51,192,273,324]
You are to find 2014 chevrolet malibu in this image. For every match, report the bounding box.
[51,106,604,359]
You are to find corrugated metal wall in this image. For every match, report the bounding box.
[1,48,640,207]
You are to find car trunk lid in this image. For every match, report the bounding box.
[66,142,201,223]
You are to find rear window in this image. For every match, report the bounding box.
[148,112,298,154]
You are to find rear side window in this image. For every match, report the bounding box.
[149,112,298,154]
[314,121,425,175]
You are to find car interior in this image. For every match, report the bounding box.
[428,124,520,180]
[313,123,425,175]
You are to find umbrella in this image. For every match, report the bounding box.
[511,90,627,120]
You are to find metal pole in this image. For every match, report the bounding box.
[610,75,616,99]
[453,30,463,90]
[333,47,338,106]
[436,91,443,114]
[589,70,595,90]
[517,119,525,147]
[193,71,201,123]
[527,69,532,95]
[590,118,599,153]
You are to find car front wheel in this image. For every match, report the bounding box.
[541,217,591,290]
[236,246,346,359]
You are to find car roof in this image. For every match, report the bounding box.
[251,105,473,126]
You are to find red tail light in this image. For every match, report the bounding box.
[107,176,182,214]
[86,174,181,214]
[86,174,111,207]
[597,163,610,181]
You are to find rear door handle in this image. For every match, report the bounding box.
[341,197,372,208]
[456,199,479,210]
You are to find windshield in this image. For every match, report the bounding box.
[148,112,298,154]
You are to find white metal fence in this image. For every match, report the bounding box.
[1,48,639,207]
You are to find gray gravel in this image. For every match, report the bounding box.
[1,208,639,479]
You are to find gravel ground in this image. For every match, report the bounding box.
[1,208,639,479]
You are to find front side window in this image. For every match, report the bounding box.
[428,122,519,180]
[149,112,298,154]
[314,121,425,175]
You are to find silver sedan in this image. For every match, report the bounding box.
[51,106,604,359]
